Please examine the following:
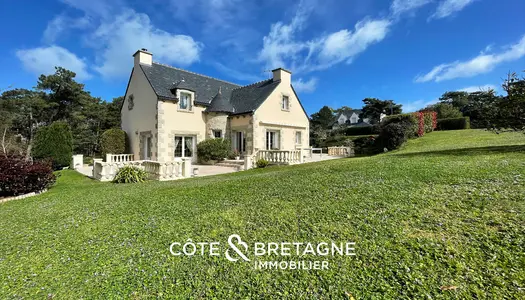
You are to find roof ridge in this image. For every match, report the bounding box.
[151,62,242,87]
[232,78,274,91]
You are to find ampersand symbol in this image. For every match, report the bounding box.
[225,234,250,262]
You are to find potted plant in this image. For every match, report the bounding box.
[233,150,241,160]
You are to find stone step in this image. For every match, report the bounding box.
[221,159,245,165]
[215,162,245,169]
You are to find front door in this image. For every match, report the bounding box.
[233,131,245,153]
[143,136,152,160]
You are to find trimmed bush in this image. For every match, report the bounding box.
[33,121,73,169]
[113,165,148,183]
[381,114,418,138]
[437,117,471,130]
[256,159,269,168]
[344,125,377,136]
[197,138,230,162]
[379,123,408,150]
[0,156,56,196]
[352,136,380,155]
[101,129,127,156]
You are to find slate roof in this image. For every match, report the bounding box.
[340,109,362,118]
[206,89,235,113]
[139,62,283,114]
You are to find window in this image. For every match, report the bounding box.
[213,130,222,138]
[145,137,152,160]
[281,95,289,110]
[232,131,246,153]
[295,131,302,145]
[266,131,279,150]
[174,136,194,158]
[351,117,358,124]
[179,92,192,111]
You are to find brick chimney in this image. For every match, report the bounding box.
[272,68,291,85]
[133,48,152,66]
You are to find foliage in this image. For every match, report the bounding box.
[32,121,73,169]
[100,129,127,157]
[255,158,269,168]
[381,113,418,138]
[0,156,56,196]
[197,138,230,162]
[423,102,463,119]
[310,106,335,129]
[437,117,471,130]
[439,91,469,110]
[0,68,122,158]
[344,125,377,136]
[463,90,500,129]
[360,98,402,124]
[378,113,421,150]
[378,123,409,150]
[1,130,524,298]
[113,165,148,183]
[492,71,525,131]
[352,136,380,155]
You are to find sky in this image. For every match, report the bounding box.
[1,0,524,115]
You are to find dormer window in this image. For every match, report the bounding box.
[179,92,192,111]
[282,95,290,111]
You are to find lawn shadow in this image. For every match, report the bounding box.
[393,145,525,158]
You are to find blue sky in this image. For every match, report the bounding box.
[1,0,524,115]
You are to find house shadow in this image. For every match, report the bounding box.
[393,145,525,158]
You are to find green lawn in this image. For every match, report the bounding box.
[1,130,524,298]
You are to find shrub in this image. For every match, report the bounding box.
[33,121,73,169]
[0,156,56,196]
[379,123,409,150]
[113,165,148,183]
[256,159,269,168]
[344,125,377,136]
[101,129,127,156]
[197,138,230,162]
[352,136,380,155]
[381,114,418,138]
[437,117,471,130]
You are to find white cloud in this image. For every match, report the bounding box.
[16,45,91,80]
[459,84,497,93]
[293,77,318,93]
[401,99,438,112]
[430,0,476,19]
[90,10,202,79]
[43,15,91,43]
[415,35,525,82]
[391,0,433,17]
[258,0,391,73]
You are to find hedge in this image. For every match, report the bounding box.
[437,117,471,131]
[101,128,127,156]
[33,121,73,169]
[344,125,377,136]
[0,156,56,196]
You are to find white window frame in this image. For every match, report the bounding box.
[174,135,195,158]
[213,130,222,139]
[266,130,280,150]
[295,131,302,145]
[281,95,290,111]
[178,91,193,111]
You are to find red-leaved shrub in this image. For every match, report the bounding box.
[0,156,56,197]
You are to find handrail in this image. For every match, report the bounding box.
[93,158,192,182]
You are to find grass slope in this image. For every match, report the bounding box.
[1,130,524,298]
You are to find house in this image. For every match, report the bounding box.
[332,110,370,129]
[121,49,310,164]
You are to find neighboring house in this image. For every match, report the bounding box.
[332,110,370,129]
[121,49,310,163]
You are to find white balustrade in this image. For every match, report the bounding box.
[327,146,354,157]
[93,158,192,182]
[105,154,135,163]
[252,150,303,166]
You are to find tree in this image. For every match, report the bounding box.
[334,106,353,116]
[464,90,500,129]
[493,71,525,131]
[423,102,463,119]
[310,106,335,129]
[439,91,469,110]
[360,98,402,124]
[33,121,73,169]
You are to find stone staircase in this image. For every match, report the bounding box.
[215,159,245,170]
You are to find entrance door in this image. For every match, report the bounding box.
[233,131,245,153]
[143,136,152,160]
